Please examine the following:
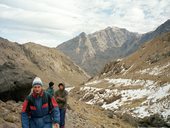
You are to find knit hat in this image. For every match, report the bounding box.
[32,77,43,86]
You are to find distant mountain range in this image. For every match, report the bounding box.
[72,32,170,127]
[57,19,170,76]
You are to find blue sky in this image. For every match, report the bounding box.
[0,0,169,47]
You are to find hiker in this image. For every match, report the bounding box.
[46,81,54,96]
[21,77,60,128]
[55,83,68,128]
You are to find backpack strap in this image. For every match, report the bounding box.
[26,95,34,113]
[48,94,53,111]
[42,92,53,111]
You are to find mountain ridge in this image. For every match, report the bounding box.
[70,32,170,127]
[57,19,170,76]
[0,37,89,101]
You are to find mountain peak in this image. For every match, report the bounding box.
[157,19,170,29]
[164,19,170,24]
[58,25,141,75]
[58,20,170,76]
[105,26,112,30]
[0,37,10,42]
[79,32,86,37]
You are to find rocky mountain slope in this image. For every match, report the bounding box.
[68,32,170,127]
[99,32,170,81]
[57,27,140,76]
[57,19,170,76]
[0,38,89,101]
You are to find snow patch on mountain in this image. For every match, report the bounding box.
[105,78,155,87]
[137,62,170,76]
[85,80,102,86]
[65,87,75,92]
[80,78,170,123]
[132,83,170,120]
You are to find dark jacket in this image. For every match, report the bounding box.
[21,91,60,128]
[55,89,68,109]
[46,87,54,96]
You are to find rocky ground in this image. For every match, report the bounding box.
[65,97,133,128]
[70,80,170,127]
[0,96,133,128]
[0,100,22,128]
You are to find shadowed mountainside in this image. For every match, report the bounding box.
[0,38,89,101]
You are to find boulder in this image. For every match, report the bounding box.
[122,113,138,127]
[104,95,121,104]
[105,110,114,119]
[122,112,169,127]
[82,93,95,102]
[0,62,35,102]
[138,114,169,127]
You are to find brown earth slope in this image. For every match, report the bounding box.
[100,32,170,83]
[0,37,89,86]
[0,37,89,101]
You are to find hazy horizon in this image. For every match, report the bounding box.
[0,0,170,47]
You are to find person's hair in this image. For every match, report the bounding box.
[49,81,54,87]
[58,83,64,87]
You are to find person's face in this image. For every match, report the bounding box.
[59,85,64,90]
[33,85,42,94]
